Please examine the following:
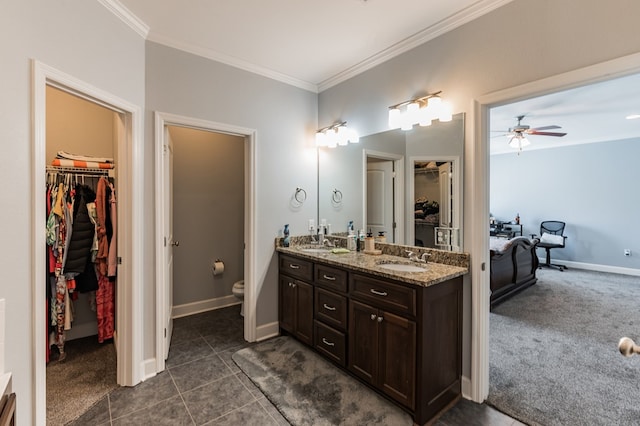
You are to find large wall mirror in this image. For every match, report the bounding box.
[318,112,464,251]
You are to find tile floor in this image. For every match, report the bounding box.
[70,305,523,425]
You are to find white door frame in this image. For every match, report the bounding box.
[469,52,640,402]
[32,60,143,425]
[362,150,404,245]
[154,112,257,372]
[407,155,461,250]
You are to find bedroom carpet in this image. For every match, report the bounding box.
[232,335,414,426]
[488,268,640,426]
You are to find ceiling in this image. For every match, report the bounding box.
[111,0,512,91]
[105,1,640,152]
[489,72,640,155]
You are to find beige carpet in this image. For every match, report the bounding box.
[46,335,117,425]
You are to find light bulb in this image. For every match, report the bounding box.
[438,101,453,122]
[337,126,349,145]
[418,104,432,126]
[315,131,327,147]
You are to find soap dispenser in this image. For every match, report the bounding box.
[283,224,290,247]
[364,229,375,252]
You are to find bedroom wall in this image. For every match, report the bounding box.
[490,138,640,271]
[318,0,640,383]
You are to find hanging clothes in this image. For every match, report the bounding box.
[45,169,116,360]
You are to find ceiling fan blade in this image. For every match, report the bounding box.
[529,125,561,131]
[528,130,567,137]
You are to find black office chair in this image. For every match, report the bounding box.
[533,220,567,271]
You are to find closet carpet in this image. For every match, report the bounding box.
[46,335,117,426]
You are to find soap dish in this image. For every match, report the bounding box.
[363,249,382,255]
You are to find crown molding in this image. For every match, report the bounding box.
[318,0,513,92]
[147,33,319,93]
[99,0,150,39]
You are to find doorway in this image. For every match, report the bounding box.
[154,112,257,373]
[470,52,640,403]
[33,61,143,425]
[363,150,404,245]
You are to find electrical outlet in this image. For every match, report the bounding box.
[624,249,631,256]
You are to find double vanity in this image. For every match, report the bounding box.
[277,238,469,425]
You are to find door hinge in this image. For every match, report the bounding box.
[164,236,167,247]
[164,328,167,338]
[481,262,486,271]
[117,257,122,265]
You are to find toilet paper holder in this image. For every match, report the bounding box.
[211,259,225,276]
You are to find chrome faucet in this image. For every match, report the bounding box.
[406,250,430,263]
[322,238,335,247]
[317,225,325,245]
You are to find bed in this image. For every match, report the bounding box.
[490,236,539,309]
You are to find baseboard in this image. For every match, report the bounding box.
[538,258,640,276]
[461,375,472,400]
[256,321,279,342]
[141,358,158,381]
[172,295,241,319]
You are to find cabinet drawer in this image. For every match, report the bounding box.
[314,321,346,367]
[315,287,348,331]
[315,264,348,293]
[350,273,416,316]
[279,254,313,281]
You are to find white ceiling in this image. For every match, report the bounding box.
[111,0,512,91]
[490,72,640,155]
[105,1,640,152]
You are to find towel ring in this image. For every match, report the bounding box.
[295,187,307,203]
[332,189,343,203]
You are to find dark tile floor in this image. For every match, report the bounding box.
[70,305,524,425]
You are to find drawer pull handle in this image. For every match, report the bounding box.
[370,289,388,297]
[322,274,336,281]
[289,264,300,269]
[323,303,336,311]
[322,338,335,347]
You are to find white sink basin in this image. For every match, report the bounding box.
[377,263,427,273]
[298,246,331,253]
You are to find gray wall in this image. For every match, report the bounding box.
[491,138,640,270]
[145,42,318,335]
[318,0,640,384]
[170,126,244,306]
[2,1,145,423]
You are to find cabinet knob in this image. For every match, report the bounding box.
[377,316,384,323]
[370,314,377,321]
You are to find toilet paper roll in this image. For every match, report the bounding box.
[211,260,225,276]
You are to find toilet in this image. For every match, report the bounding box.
[232,280,245,316]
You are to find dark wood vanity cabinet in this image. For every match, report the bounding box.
[278,255,314,346]
[349,299,416,410]
[278,252,463,425]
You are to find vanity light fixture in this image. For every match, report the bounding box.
[316,122,359,148]
[388,91,453,130]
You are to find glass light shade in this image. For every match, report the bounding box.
[508,135,530,149]
[428,96,442,119]
[337,126,349,145]
[315,131,327,147]
[418,104,432,126]
[407,102,420,124]
[388,108,401,129]
[438,101,453,122]
[347,128,359,143]
[326,128,337,148]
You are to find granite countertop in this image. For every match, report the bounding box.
[277,245,469,288]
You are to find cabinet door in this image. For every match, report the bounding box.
[348,300,378,385]
[295,280,314,345]
[279,275,296,334]
[378,310,416,410]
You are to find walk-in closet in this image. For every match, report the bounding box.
[45,85,120,425]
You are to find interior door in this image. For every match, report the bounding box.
[162,127,175,360]
[367,159,394,241]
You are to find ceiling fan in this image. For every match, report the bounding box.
[493,115,567,151]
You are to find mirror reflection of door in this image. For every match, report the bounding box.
[414,161,453,248]
[366,158,395,242]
